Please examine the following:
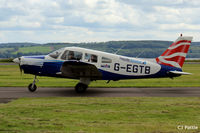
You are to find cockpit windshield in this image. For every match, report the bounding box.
[48,48,64,59]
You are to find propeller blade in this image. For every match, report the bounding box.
[13,57,23,75]
[19,64,22,75]
[18,57,22,75]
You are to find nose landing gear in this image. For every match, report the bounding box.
[28,75,38,92]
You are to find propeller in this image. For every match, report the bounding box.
[13,57,23,75]
[18,57,23,75]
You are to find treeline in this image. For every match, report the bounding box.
[0,42,39,48]
[0,41,200,58]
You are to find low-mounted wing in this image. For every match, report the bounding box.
[60,61,102,79]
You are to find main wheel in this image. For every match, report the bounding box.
[28,83,37,92]
[75,83,88,93]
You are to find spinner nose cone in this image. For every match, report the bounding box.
[13,58,20,64]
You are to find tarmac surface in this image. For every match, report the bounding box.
[0,87,200,103]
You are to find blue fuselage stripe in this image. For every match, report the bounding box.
[24,55,46,59]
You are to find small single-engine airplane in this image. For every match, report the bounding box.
[13,34,192,93]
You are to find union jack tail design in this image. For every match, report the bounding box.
[156,35,193,68]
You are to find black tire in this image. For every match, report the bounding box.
[75,83,88,93]
[28,83,37,92]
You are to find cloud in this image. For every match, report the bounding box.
[160,23,200,31]
[0,0,200,43]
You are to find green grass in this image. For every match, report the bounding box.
[0,97,200,132]
[0,48,14,53]
[12,46,52,54]
[0,58,13,63]
[0,64,200,132]
[0,64,200,87]
[185,60,200,62]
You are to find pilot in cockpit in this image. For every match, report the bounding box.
[68,51,75,60]
[91,54,97,62]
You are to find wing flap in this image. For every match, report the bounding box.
[60,61,102,79]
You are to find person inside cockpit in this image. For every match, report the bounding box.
[91,54,97,62]
[68,51,75,60]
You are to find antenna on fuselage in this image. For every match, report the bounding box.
[136,49,146,58]
[114,44,125,54]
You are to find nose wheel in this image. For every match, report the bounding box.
[28,83,37,92]
[28,75,38,92]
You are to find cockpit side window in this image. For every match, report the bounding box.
[102,57,112,63]
[49,48,64,59]
[61,50,82,60]
[85,53,98,63]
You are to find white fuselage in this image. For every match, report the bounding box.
[18,47,181,80]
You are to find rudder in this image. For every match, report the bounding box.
[156,34,193,68]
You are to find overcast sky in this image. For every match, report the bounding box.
[0,0,200,43]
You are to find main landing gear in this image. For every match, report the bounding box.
[75,78,90,93]
[75,83,88,93]
[28,75,38,92]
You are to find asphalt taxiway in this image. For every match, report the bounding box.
[0,87,200,103]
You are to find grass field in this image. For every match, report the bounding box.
[0,97,200,133]
[0,64,199,87]
[0,64,200,132]
[12,46,52,54]
[0,48,14,53]
[0,58,13,63]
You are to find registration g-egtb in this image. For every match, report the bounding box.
[13,35,192,93]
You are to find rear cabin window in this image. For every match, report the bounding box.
[61,50,82,60]
[85,53,98,63]
[102,57,112,63]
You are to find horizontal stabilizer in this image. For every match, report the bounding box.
[169,71,191,75]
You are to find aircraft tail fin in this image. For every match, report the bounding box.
[156,34,193,68]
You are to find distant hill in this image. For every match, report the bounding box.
[0,43,40,48]
[0,41,200,58]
